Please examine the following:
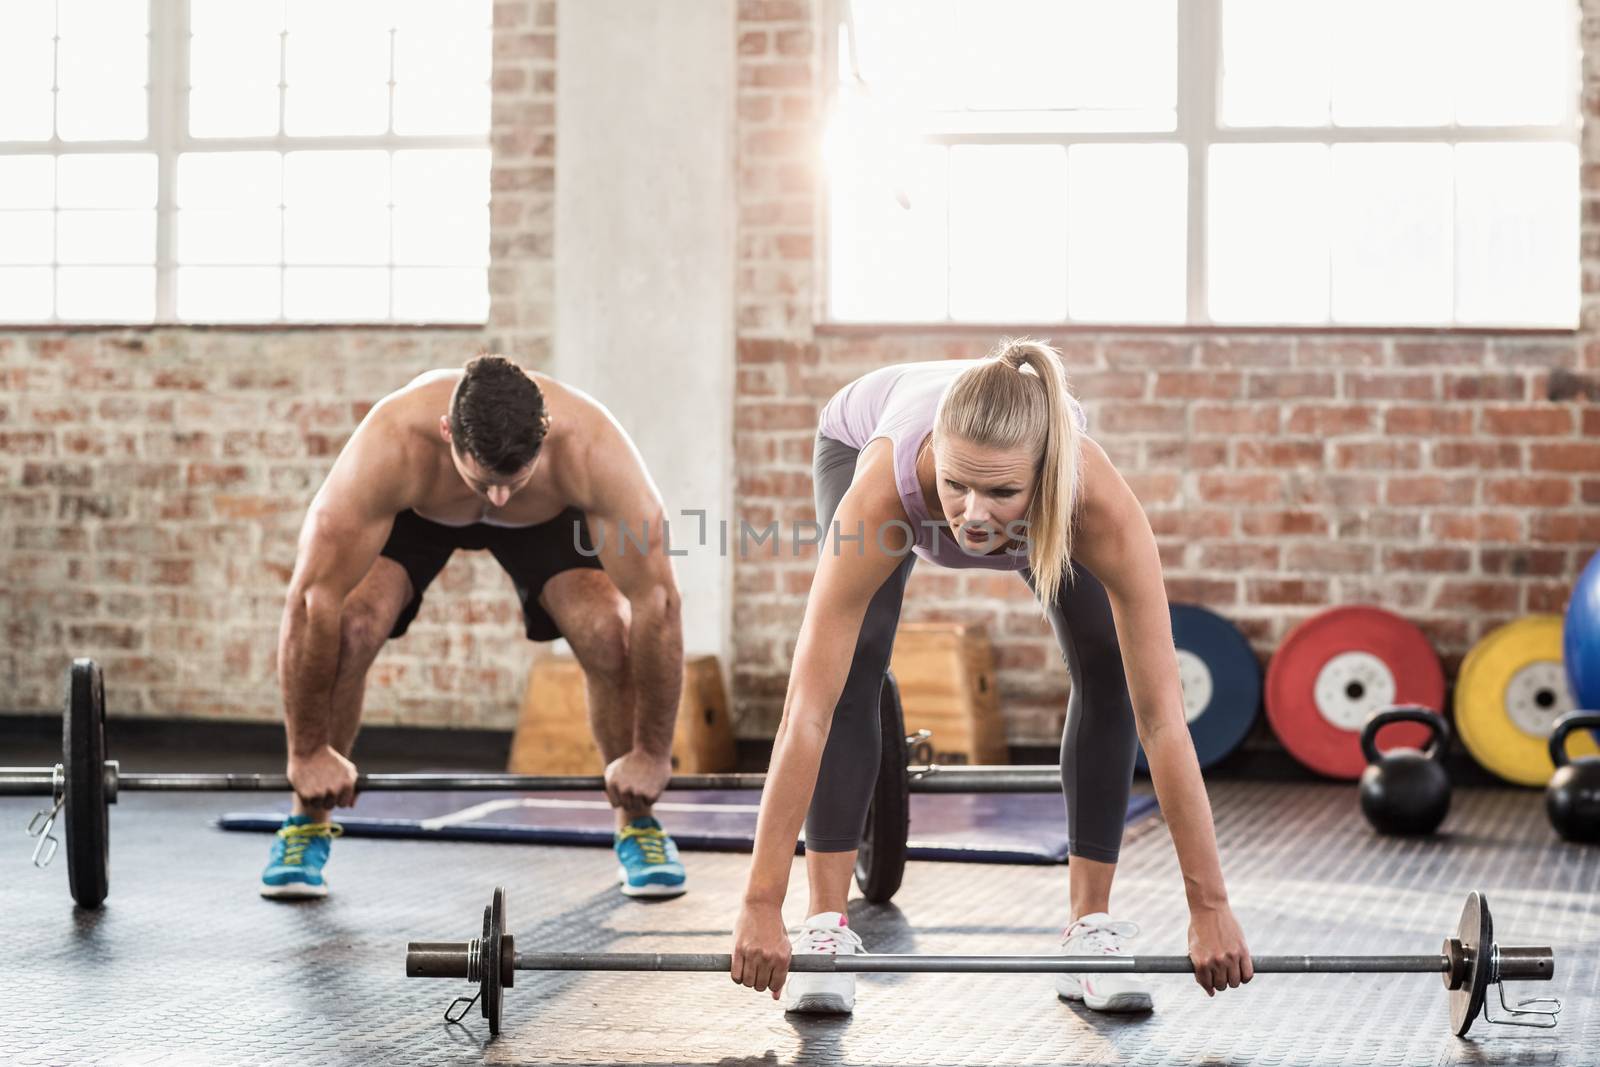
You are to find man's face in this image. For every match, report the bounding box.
[440,416,537,507]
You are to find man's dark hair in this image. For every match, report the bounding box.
[448,354,550,474]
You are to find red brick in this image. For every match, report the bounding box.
[1354,512,1422,539]
[1290,474,1380,508]
[1144,441,1228,467]
[1285,543,1375,574]
[187,464,252,489]
[22,463,92,488]
[1395,340,1487,367]
[1527,581,1577,613]
[1483,478,1573,507]
[1198,543,1281,570]
[1165,577,1240,605]
[778,93,813,122]
[1098,404,1186,434]
[1193,404,1279,435]
[1125,472,1181,504]
[1384,476,1475,507]
[1583,479,1600,505]
[1153,371,1243,399]
[1482,407,1574,436]
[1247,579,1330,606]
[1240,510,1329,537]
[1431,441,1523,469]
[738,95,774,122]
[0,432,53,455]
[1529,512,1600,544]
[1445,374,1525,401]
[775,28,813,55]
[1247,372,1336,399]
[735,402,816,431]
[1479,548,1570,577]
[1435,581,1520,612]
[1345,373,1438,401]
[740,62,812,89]
[1233,440,1325,468]
[739,0,808,19]
[1384,407,1473,435]
[738,338,818,365]
[1530,442,1600,472]
[1493,340,1577,369]
[1198,472,1283,505]
[1584,408,1600,436]
[737,470,812,499]
[1105,340,1193,369]
[738,30,767,55]
[1333,441,1423,469]
[1286,406,1375,435]
[1426,512,1523,541]
[1295,340,1383,368]
[1198,338,1290,368]
[1071,371,1147,400]
[1147,509,1234,539]
[1383,547,1472,573]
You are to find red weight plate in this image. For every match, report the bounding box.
[1265,606,1445,779]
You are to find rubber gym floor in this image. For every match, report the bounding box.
[4,737,1596,1067]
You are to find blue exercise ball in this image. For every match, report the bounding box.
[1567,548,1600,710]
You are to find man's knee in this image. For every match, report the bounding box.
[572,610,630,682]
[339,604,391,665]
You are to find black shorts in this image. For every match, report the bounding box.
[379,507,605,641]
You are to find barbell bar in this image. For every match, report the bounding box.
[7,660,1033,908]
[407,886,1560,1040]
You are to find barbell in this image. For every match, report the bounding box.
[406,886,1560,1040]
[7,659,1060,908]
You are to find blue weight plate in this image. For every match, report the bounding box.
[1136,604,1261,772]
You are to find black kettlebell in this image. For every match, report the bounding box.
[1546,712,1600,844]
[1359,706,1452,836]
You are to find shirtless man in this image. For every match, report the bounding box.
[260,355,687,901]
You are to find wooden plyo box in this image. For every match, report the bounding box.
[890,622,1007,765]
[508,654,735,775]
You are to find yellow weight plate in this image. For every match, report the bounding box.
[1455,615,1599,786]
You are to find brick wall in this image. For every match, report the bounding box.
[731,0,1600,741]
[0,0,555,728]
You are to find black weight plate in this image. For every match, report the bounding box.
[65,658,109,909]
[1451,891,1491,1037]
[854,671,908,904]
[1137,604,1261,772]
[486,887,505,1036]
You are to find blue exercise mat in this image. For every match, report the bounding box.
[219,788,1159,865]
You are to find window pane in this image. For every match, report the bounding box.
[393,0,492,33]
[191,0,284,37]
[58,210,157,264]
[949,145,1066,321]
[58,32,148,88]
[58,89,149,141]
[393,83,489,136]
[190,85,281,138]
[178,267,282,321]
[392,150,490,206]
[57,155,157,208]
[284,207,389,264]
[57,266,155,321]
[828,144,949,321]
[0,213,54,264]
[1332,0,1451,126]
[0,92,54,141]
[1456,143,1578,326]
[178,153,282,209]
[1221,0,1331,127]
[956,0,1175,113]
[1067,144,1186,323]
[1209,144,1329,323]
[0,22,57,95]
[284,267,388,320]
[393,267,488,322]
[191,30,282,88]
[284,84,389,136]
[179,209,282,264]
[846,0,961,113]
[393,207,487,266]
[0,157,56,209]
[58,0,147,38]
[1330,144,1452,324]
[1453,0,1570,126]
[393,25,490,85]
[284,151,389,206]
[0,268,53,320]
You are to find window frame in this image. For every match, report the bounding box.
[816,0,1584,331]
[0,0,491,328]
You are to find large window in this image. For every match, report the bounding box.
[825,0,1580,328]
[0,0,491,325]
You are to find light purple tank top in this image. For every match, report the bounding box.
[817,360,1088,571]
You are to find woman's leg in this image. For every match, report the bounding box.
[1031,563,1140,919]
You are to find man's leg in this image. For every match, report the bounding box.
[292,557,414,821]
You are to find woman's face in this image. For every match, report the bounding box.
[932,433,1037,553]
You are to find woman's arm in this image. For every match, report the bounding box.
[732,441,910,996]
[1070,437,1253,994]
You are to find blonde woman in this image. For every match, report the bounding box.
[729,339,1252,1014]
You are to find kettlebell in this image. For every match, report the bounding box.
[1359,706,1452,836]
[1546,712,1600,844]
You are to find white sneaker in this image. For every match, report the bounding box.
[781,912,863,1014]
[1056,913,1154,1013]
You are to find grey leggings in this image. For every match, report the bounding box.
[806,433,1139,864]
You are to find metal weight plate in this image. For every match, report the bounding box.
[854,671,909,904]
[1457,616,1594,786]
[1265,607,1444,780]
[65,658,110,909]
[1450,891,1491,1037]
[484,887,506,1036]
[1136,604,1261,772]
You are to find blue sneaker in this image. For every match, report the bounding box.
[259,815,342,900]
[614,816,687,898]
